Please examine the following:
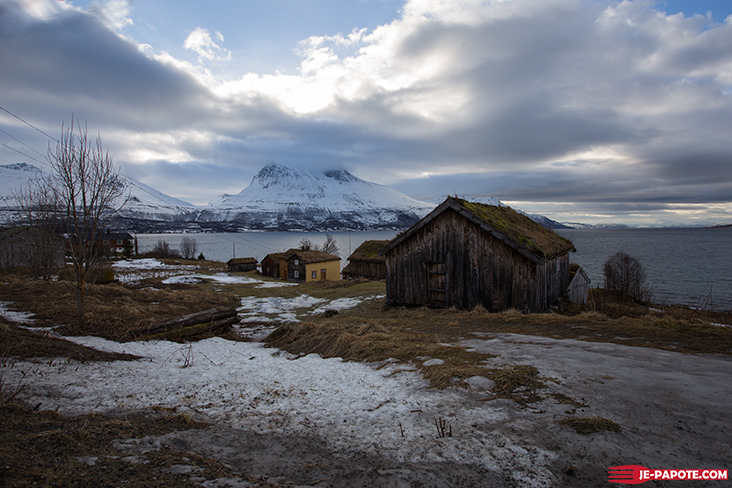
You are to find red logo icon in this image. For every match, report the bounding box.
[609,466,728,484]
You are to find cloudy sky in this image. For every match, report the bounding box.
[1,0,731,226]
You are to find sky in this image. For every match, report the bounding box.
[1,0,732,226]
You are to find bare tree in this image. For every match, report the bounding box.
[49,117,127,326]
[603,251,651,302]
[299,238,313,251]
[180,236,198,260]
[319,233,339,256]
[13,175,64,280]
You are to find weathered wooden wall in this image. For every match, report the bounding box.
[384,208,570,312]
[347,260,386,280]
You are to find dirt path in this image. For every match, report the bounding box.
[463,333,732,486]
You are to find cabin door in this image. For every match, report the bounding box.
[426,262,448,307]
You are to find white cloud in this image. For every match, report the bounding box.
[184,26,232,62]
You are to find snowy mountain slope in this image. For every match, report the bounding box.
[198,163,436,230]
[121,178,198,221]
[0,163,42,207]
[0,163,197,224]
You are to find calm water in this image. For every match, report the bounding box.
[557,228,732,309]
[136,228,732,309]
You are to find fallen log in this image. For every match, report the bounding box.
[139,308,238,336]
[145,315,240,342]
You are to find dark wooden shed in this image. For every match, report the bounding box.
[343,240,389,280]
[380,197,576,312]
[227,257,258,272]
[260,253,284,277]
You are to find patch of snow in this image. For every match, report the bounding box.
[422,358,445,366]
[161,273,261,286]
[309,295,383,314]
[6,336,555,486]
[0,301,35,324]
[238,295,327,322]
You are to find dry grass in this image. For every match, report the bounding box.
[0,320,139,362]
[0,403,273,488]
[0,271,239,341]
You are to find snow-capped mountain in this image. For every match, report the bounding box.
[0,163,197,227]
[120,178,198,222]
[199,163,436,231]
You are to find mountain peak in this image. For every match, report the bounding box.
[323,169,360,184]
[203,164,436,231]
[1,162,40,173]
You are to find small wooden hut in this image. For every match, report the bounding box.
[342,240,389,280]
[260,253,284,277]
[380,197,576,312]
[567,263,591,305]
[227,257,258,272]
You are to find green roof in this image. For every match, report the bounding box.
[455,199,575,259]
[381,197,575,262]
[347,240,390,262]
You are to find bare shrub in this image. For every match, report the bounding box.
[179,236,197,260]
[299,238,313,251]
[150,240,179,258]
[603,251,652,303]
[319,233,339,256]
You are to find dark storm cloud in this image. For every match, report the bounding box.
[0,6,213,132]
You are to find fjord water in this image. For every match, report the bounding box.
[136,228,732,309]
[557,228,732,309]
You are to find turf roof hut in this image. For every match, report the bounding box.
[280,249,341,282]
[227,257,258,272]
[380,197,576,312]
[342,240,389,280]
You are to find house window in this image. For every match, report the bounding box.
[312,270,317,279]
[294,270,299,279]
[117,239,123,245]
[294,259,299,265]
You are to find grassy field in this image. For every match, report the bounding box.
[1,258,731,486]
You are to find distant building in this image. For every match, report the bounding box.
[261,253,284,278]
[342,240,389,280]
[227,257,258,273]
[279,249,341,282]
[97,231,133,256]
[380,197,576,312]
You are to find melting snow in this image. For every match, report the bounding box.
[6,336,555,486]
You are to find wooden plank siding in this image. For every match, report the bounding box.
[383,200,572,312]
[346,260,387,280]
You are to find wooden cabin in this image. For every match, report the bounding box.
[227,257,258,272]
[97,231,133,257]
[342,240,389,280]
[279,249,341,283]
[260,253,284,277]
[567,263,591,305]
[380,197,576,312]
